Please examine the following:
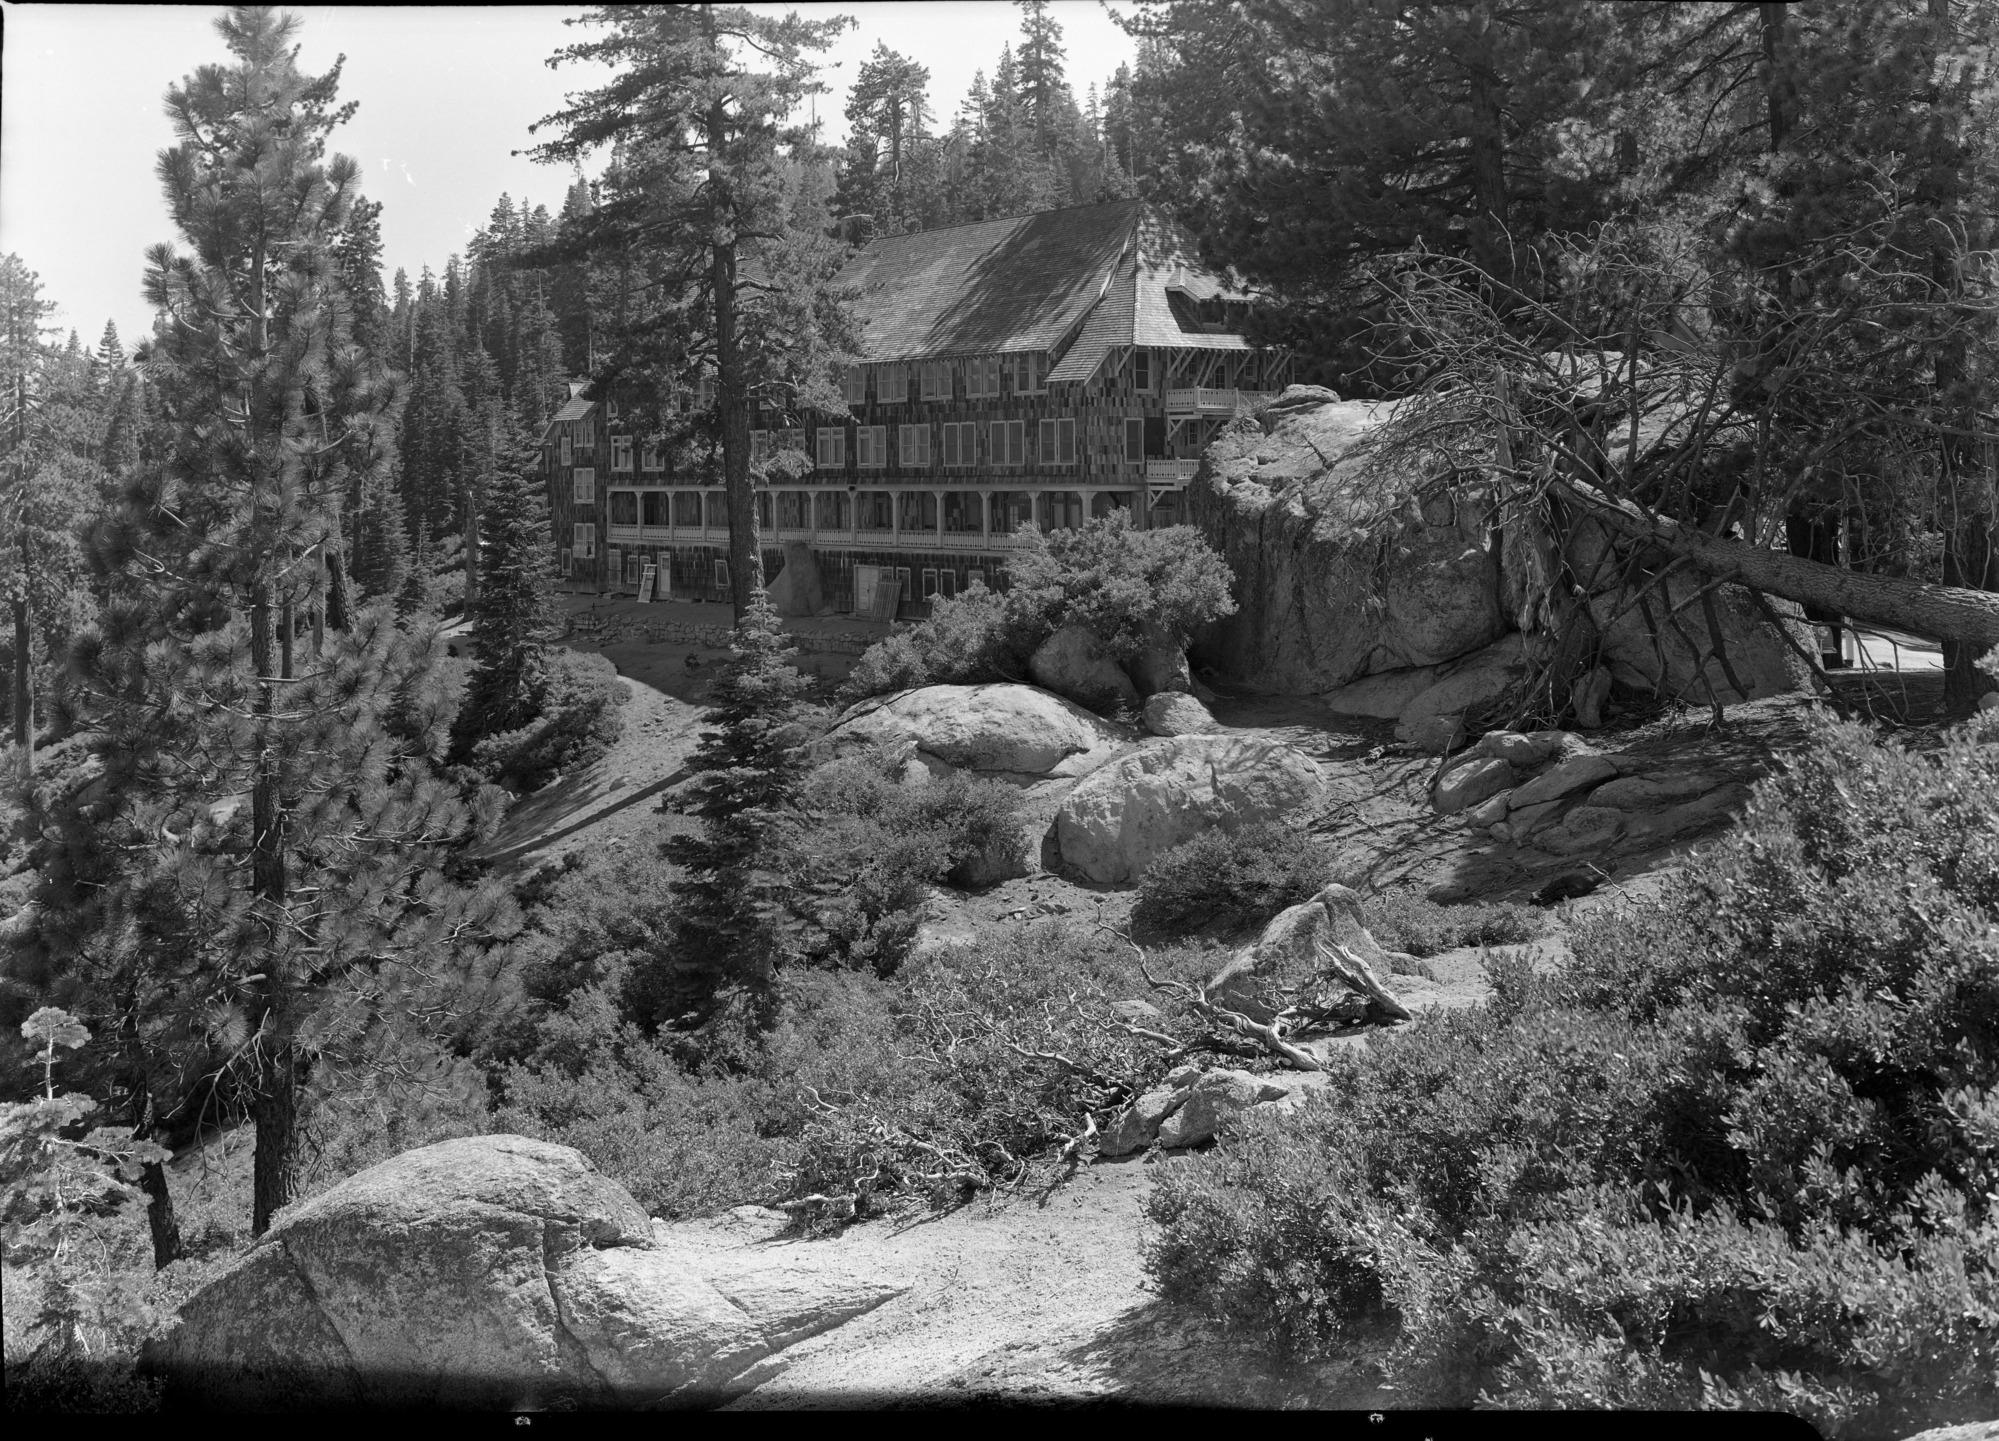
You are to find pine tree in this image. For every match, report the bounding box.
[46,6,513,1235]
[837,44,933,236]
[649,590,819,1032]
[450,412,553,758]
[530,3,858,623]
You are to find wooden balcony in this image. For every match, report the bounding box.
[1142,458,1201,482]
[1164,386,1282,417]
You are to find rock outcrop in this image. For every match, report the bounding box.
[1188,393,1507,694]
[1029,625,1142,715]
[1431,728,1757,855]
[1204,882,1413,1023]
[766,541,826,617]
[1125,622,1195,697]
[820,684,1128,783]
[145,1136,906,1410]
[1186,387,1807,721]
[1053,734,1329,885]
[1142,691,1219,736]
[1098,1066,1294,1157]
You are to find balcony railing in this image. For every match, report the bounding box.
[1165,386,1281,416]
[1143,458,1201,482]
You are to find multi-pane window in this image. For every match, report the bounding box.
[641,441,662,471]
[1125,417,1145,463]
[573,467,596,504]
[898,490,938,533]
[714,558,731,591]
[572,522,595,558]
[856,490,894,531]
[751,430,771,464]
[608,490,639,526]
[697,375,717,409]
[1041,490,1085,532]
[856,425,888,468]
[993,491,1035,533]
[1038,418,1077,466]
[965,355,1002,399]
[611,436,633,471]
[941,422,977,467]
[561,548,573,576]
[943,491,984,534]
[1133,349,1152,391]
[1009,352,1049,395]
[560,433,573,467]
[840,366,868,408]
[625,553,642,587]
[816,426,847,468]
[605,546,622,584]
[877,362,909,404]
[776,427,806,455]
[898,424,931,467]
[919,361,952,400]
[989,420,1025,466]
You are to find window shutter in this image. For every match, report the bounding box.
[1058,418,1075,464]
[560,434,572,467]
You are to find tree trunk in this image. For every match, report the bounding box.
[1557,479,1999,653]
[324,544,349,632]
[705,62,763,624]
[12,359,29,778]
[1464,55,1511,289]
[139,1159,184,1268]
[250,1047,307,1237]
[1759,3,1792,150]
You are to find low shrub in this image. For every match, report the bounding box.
[1359,890,1546,957]
[839,512,1237,703]
[468,649,627,792]
[1132,820,1330,938]
[1144,716,1999,1434]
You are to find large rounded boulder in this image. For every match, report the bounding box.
[144,1135,906,1410]
[1053,733,1329,885]
[1028,624,1142,715]
[820,683,1129,782]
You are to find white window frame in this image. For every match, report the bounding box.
[573,467,596,504]
[967,567,985,590]
[572,523,595,559]
[696,374,717,409]
[921,567,939,600]
[990,420,1025,466]
[898,423,931,468]
[816,426,847,469]
[919,361,952,401]
[777,427,806,455]
[942,421,976,468]
[751,429,771,464]
[611,436,632,472]
[605,545,623,586]
[641,440,662,471]
[560,547,573,576]
[1132,349,1152,392]
[625,552,642,587]
[877,362,909,405]
[714,558,731,591]
[560,433,573,467]
[840,365,868,408]
[1038,417,1076,466]
[1010,352,1048,395]
[1125,416,1145,464]
[856,425,888,469]
[965,355,1001,399]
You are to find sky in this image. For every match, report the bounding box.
[0,2,1139,347]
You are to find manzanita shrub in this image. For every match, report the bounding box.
[1143,714,1999,1437]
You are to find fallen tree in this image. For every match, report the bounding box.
[1553,476,1999,653]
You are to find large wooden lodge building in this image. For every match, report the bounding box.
[543,199,1290,617]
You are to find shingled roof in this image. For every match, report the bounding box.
[838,200,1256,382]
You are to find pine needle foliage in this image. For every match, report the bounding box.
[649,591,821,1033]
[450,411,554,755]
[26,6,517,1237]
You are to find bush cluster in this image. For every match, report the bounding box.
[1142,715,1999,1435]
[467,649,628,792]
[1358,890,1546,957]
[840,511,1237,703]
[1132,820,1331,938]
